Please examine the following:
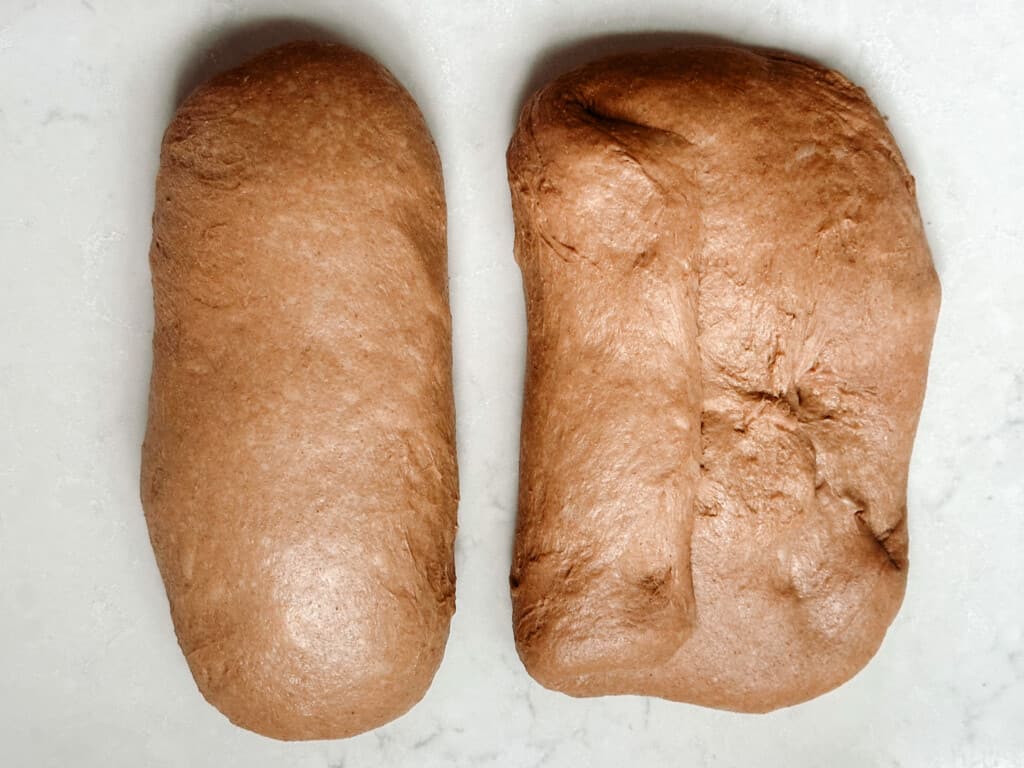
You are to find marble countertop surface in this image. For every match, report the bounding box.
[1,1,1021,766]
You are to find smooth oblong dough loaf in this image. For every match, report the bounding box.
[141,42,457,740]
[508,46,940,711]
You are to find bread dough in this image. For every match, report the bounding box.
[142,42,458,739]
[508,46,940,711]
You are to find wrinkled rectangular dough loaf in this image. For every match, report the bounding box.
[508,46,940,711]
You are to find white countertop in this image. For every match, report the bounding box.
[1,1,1022,766]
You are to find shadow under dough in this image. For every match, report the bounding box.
[172,18,341,110]
[511,31,839,129]
[167,8,432,125]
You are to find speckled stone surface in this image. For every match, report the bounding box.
[0,2,1021,767]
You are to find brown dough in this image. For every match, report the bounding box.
[508,46,940,711]
[141,42,457,740]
